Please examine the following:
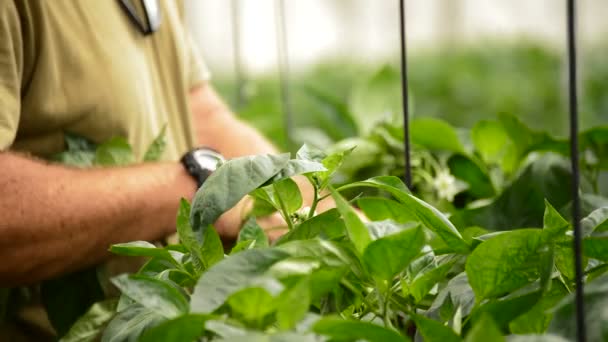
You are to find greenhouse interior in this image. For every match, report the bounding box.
[1,0,607,341]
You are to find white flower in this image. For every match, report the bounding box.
[433,170,458,202]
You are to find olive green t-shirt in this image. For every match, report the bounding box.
[0,0,210,160]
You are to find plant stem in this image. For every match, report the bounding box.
[273,184,295,231]
[308,182,320,220]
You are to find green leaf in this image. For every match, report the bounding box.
[191,249,289,313]
[409,260,456,303]
[109,241,178,267]
[313,317,410,342]
[42,268,105,337]
[202,224,224,268]
[139,314,210,342]
[427,273,476,320]
[230,240,257,255]
[227,287,277,324]
[330,187,371,254]
[295,144,326,162]
[412,314,461,342]
[318,149,352,188]
[357,197,417,223]
[465,314,504,342]
[94,137,135,166]
[337,176,411,202]
[238,218,269,248]
[471,120,509,163]
[448,154,495,199]
[366,220,419,240]
[509,280,568,334]
[548,274,608,342]
[465,229,544,299]
[397,194,469,253]
[363,225,425,281]
[506,335,571,342]
[176,199,205,274]
[101,305,165,342]
[542,200,570,241]
[349,65,403,135]
[584,232,608,262]
[60,300,117,342]
[411,117,465,153]
[277,240,365,279]
[111,274,188,318]
[143,124,167,162]
[270,159,327,182]
[470,289,542,332]
[276,277,311,330]
[276,209,346,244]
[190,153,290,235]
[273,178,303,215]
[581,207,608,235]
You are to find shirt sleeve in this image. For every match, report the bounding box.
[185,31,211,89]
[0,0,22,150]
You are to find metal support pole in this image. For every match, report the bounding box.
[399,0,412,188]
[275,0,294,151]
[230,0,245,109]
[566,0,586,341]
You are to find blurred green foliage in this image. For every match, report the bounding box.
[213,41,608,151]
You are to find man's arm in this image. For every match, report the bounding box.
[0,154,198,285]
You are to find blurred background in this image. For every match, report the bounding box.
[184,0,608,151]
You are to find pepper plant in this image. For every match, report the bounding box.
[56,144,608,342]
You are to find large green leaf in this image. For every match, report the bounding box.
[101,305,165,342]
[448,154,495,199]
[275,209,346,244]
[357,197,417,223]
[408,260,456,303]
[584,232,608,262]
[471,120,509,164]
[276,277,311,330]
[273,178,303,215]
[397,194,469,253]
[337,176,411,202]
[109,241,178,266]
[548,274,608,342]
[363,225,425,282]
[330,187,371,254]
[138,314,210,342]
[411,117,465,153]
[111,274,188,318]
[60,300,117,342]
[227,287,277,325]
[201,224,224,268]
[238,218,269,248]
[313,317,410,342]
[190,153,290,234]
[269,159,327,182]
[412,314,461,342]
[349,65,402,135]
[469,289,542,332]
[581,207,608,235]
[506,335,570,342]
[465,314,504,342]
[466,229,544,299]
[542,200,570,241]
[191,249,289,313]
[176,199,204,273]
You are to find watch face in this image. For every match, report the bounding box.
[192,150,223,171]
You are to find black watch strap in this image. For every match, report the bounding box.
[180,148,225,188]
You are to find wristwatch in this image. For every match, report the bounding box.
[180,147,225,188]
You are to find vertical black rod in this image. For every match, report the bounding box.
[566,1,586,341]
[275,0,294,151]
[230,0,245,109]
[399,0,412,188]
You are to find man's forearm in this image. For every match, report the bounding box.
[0,152,197,285]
